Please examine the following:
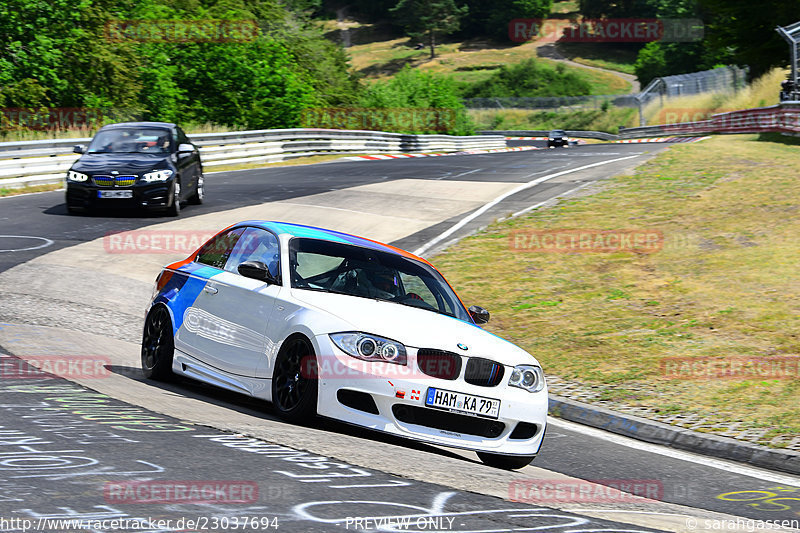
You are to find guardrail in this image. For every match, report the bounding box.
[481,104,800,140]
[0,129,506,189]
[620,104,800,137]
[478,129,619,141]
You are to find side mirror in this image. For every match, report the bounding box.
[238,260,278,284]
[178,143,195,153]
[73,145,85,154]
[468,305,490,325]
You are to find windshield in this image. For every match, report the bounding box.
[87,128,172,154]
[289,238,470,322]
[550,130,566,136]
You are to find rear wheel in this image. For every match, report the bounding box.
[477,452,535,470]
[272,336,318,423]
[141,306,174,381]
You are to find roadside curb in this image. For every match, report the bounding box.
[548,395,800,476]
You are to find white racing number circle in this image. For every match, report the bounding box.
[0,235,55,253]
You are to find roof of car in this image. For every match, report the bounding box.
[237,220,432,265]
[100,121,176,130]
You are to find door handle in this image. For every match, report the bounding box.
[203,285,218,295]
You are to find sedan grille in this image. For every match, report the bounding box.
[464,357,504,387]
[93,175,137,187]
[417,349,462,381]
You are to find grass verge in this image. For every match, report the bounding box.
[345,34,632,95]
[470,107,638,133]
[433,135,800,447]
[0,183,63,197]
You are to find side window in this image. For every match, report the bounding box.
[195,228,245,270]
[399,272,438,309]
[224,227,281,279]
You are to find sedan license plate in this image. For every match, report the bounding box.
[98,190,133,199]
[425,387,500,419]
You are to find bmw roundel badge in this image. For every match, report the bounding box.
[457,343,469,351]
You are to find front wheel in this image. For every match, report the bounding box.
[166,181,181,216]
[188,173,204,205]
[271,336,318,423]
[141,306,175,381]
[477,452,535,470]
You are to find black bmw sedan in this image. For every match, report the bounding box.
[65,122,204,216]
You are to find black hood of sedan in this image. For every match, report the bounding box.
[71,153,173,176]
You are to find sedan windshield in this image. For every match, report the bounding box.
[87,128,172,154]
[289,238,470,322]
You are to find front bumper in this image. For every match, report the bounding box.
[66,181,174,211]
[312,335,548,456]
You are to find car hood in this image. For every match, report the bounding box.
[71,153,172,175]
[291,290,539,367]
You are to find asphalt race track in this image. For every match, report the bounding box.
[0,144,798,532]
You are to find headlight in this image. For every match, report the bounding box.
[67,170,88,182]
[330,332,407,365]
[508,365,545,393]
[141,169,174,182]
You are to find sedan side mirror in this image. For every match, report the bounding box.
[238,260,279,285]
[468,305,490,324]
[177,143,195,153]
[73,145,85,154]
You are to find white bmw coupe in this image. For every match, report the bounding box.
[142,221,548,469]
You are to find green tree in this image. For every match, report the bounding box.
[699,0,800,78]
[359,66,473,134]
[390,0,468,58]
[458,0,551,40]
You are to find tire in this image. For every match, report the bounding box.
[477,452,535,470]
[166,180,181,217]
[141,306,175,381]
[66,204,82,215]
[188,173,204,205]
[271,336,318,423]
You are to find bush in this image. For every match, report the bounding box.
[357,67,474,134]
[463,58,593,98]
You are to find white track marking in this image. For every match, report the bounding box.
[412,155,641,256]
[548,417,800,486]
[509,181,596,219]
[0,235,54,253]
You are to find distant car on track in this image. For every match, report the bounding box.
[65,121,204,216]
[547,129,569,148]
[141,221,549,469]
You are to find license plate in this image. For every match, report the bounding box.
[425,387,500,419]
[98,190,133,199]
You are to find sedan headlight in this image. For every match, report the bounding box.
[330,332,407,365]
[67,170,88,182]
[141,169,173,182]
[508,365,545,393]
